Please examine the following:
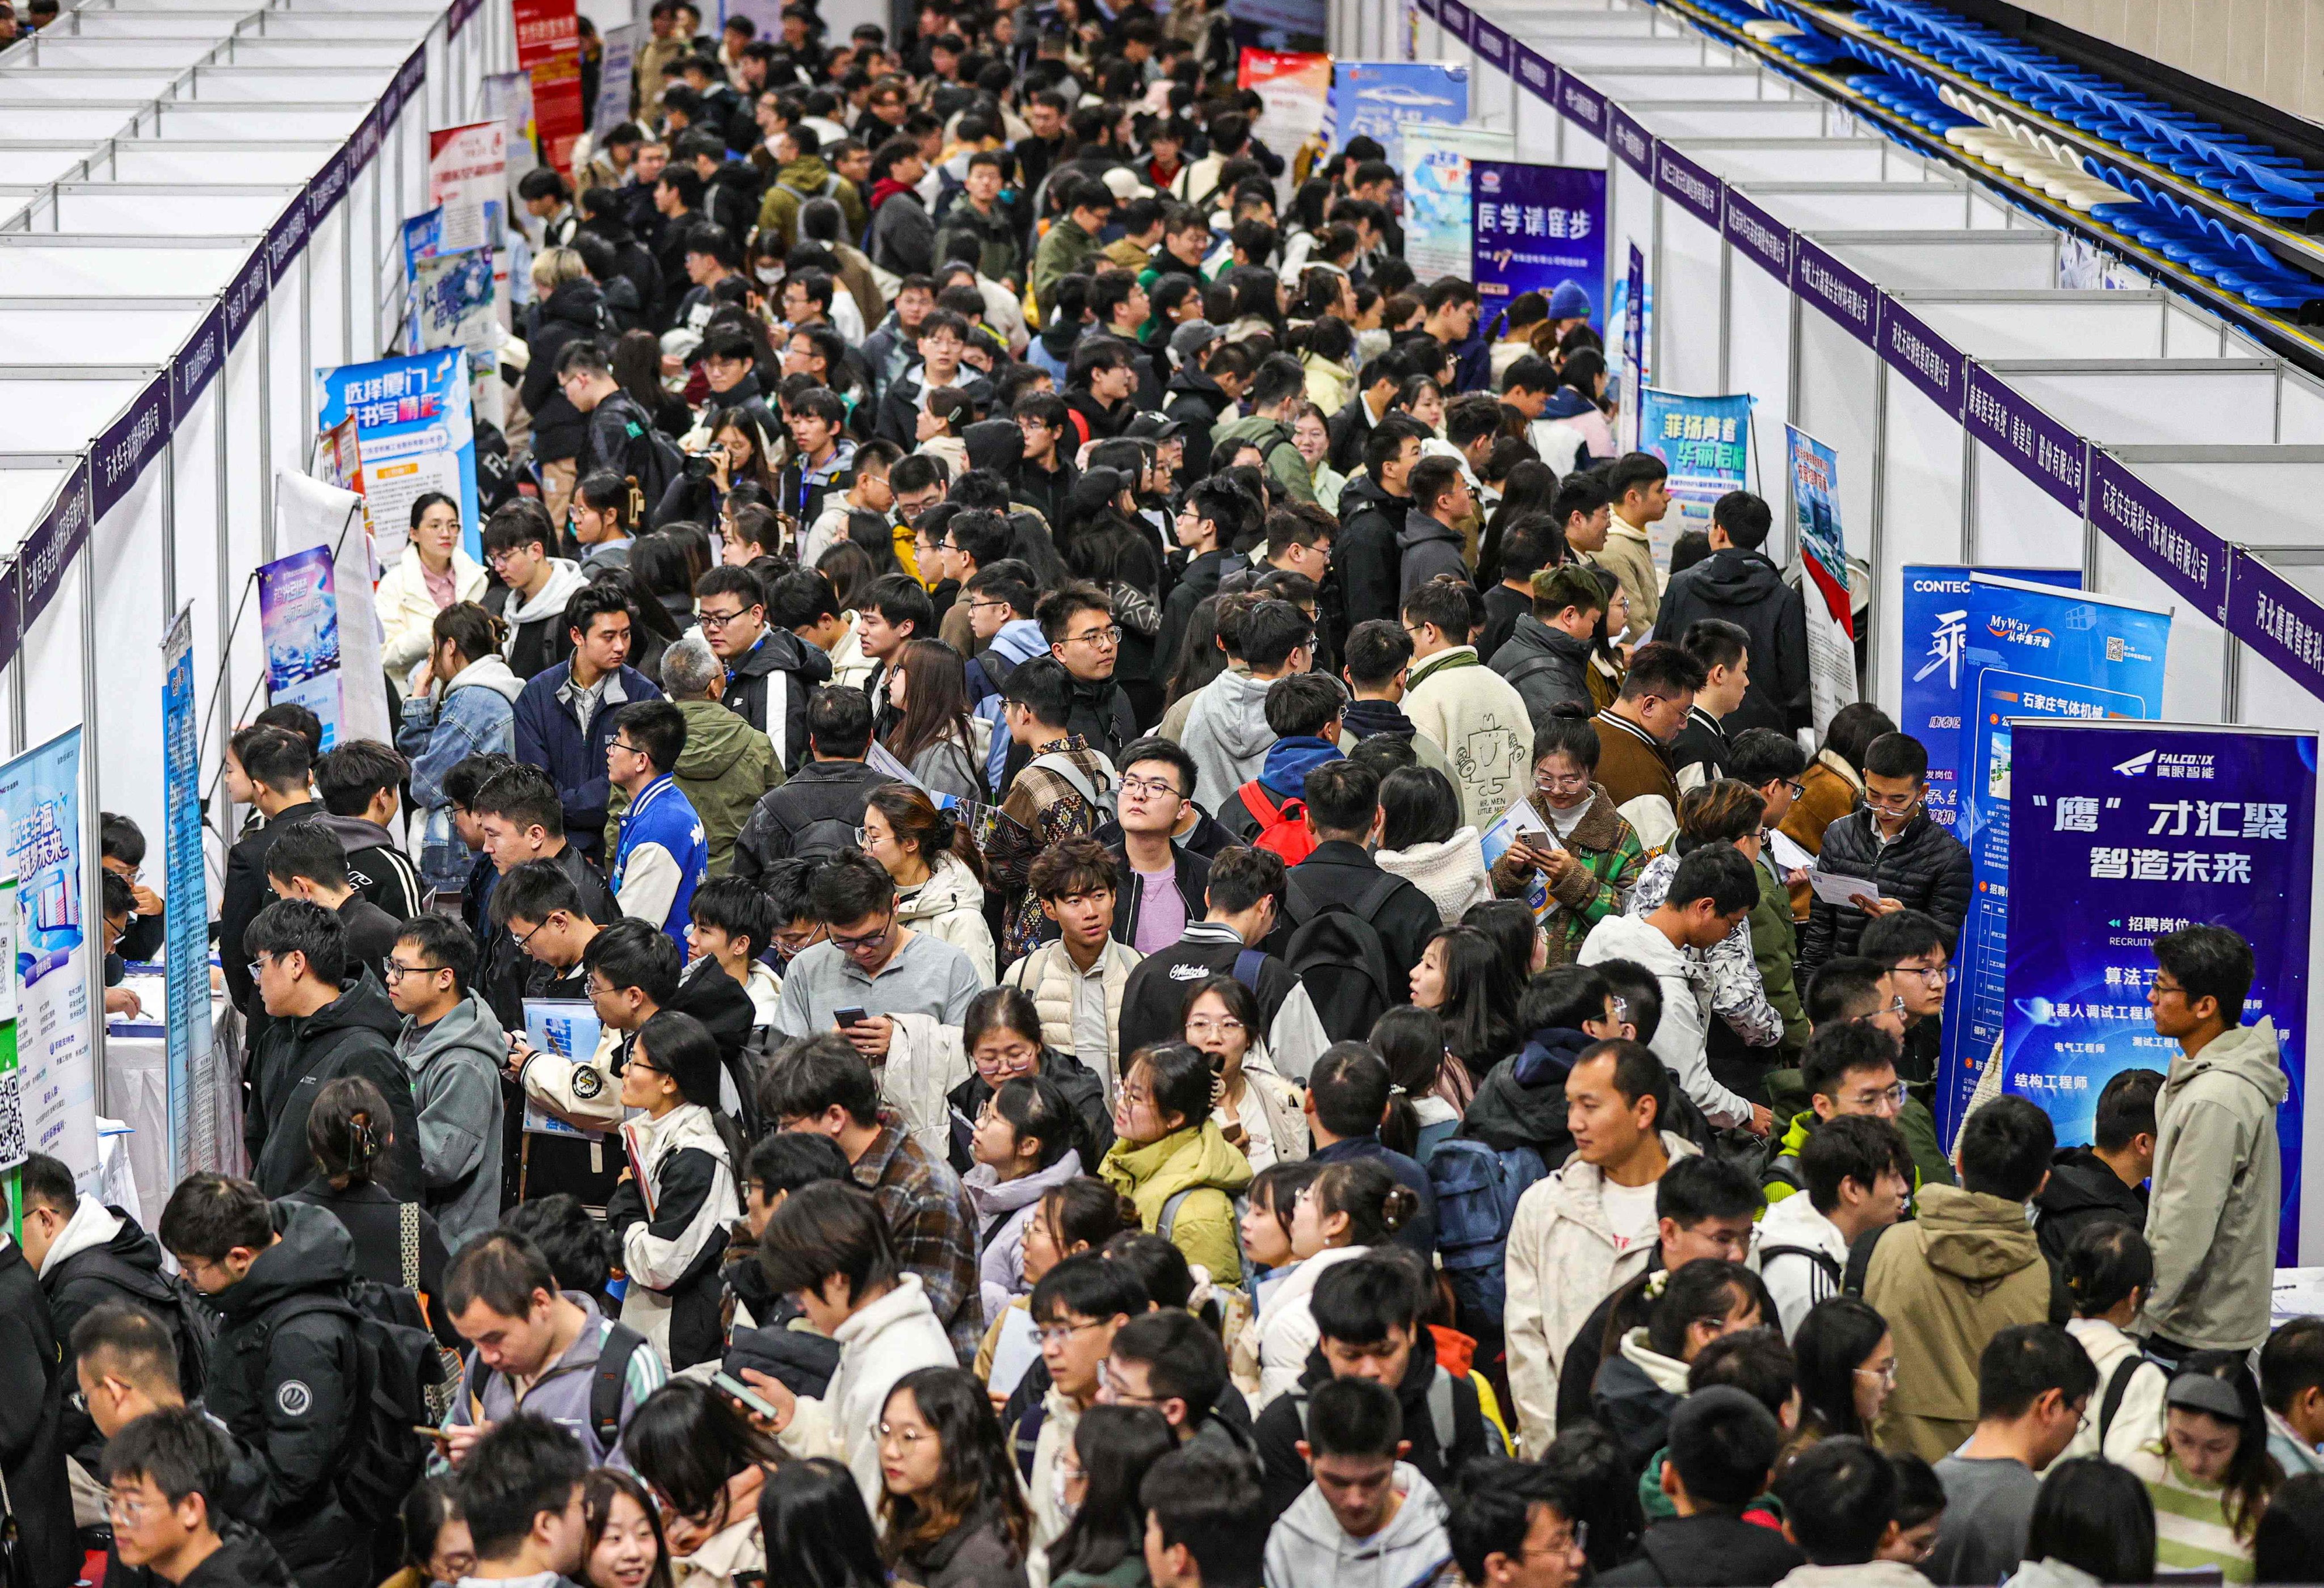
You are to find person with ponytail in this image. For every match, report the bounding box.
[573,469,643,570]
[965,1075,1092,1325]
[865,783,997,981]
[283,1074,460,1347]
[606,1010,742,1369]
[396,599,522,900]
[975,1175,1143,1401]
[1253,1158,1419,1409]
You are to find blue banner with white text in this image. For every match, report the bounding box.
[1326,61,1468,170]
[1472,161,1606,338]
[1638,389,1750,552]
[1944,577,2171,1140]
[2003,722,2313,1262]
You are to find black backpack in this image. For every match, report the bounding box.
[1281,869,1403,1043]
[467,1321,650,1455]
[263,1280,448,1528]
[596,390,686,515]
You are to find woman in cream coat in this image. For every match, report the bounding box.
[378,492,488,694]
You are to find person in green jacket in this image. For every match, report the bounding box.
[602,634,780,876]
[755,126,865,252]
[1730,729,1814,1061]
[1211,354,1317,505]
[1763,1007,1953,1207]
[1031,176,1113,323]
[1099,1041,1255,1285]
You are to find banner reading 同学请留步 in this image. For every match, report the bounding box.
[258,547,346,750]
[161,606,217,1179]
[1398,125,1515,284]
[316,348,479,561]
[1787,425,1855,732]
[1471,159,1606,342]
[0,728,97,1193]
[1638,389,1750,570]
[2003,721,2313,1263]
[1943,575,2170,1140]
[1326,61,1468,171]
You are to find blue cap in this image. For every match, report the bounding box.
[1546,279,1593,321]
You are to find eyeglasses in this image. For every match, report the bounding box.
[1780,779,1808,799]
[1895,963,1953,985]
[1864,788,1923,812]
[246,957,268,982]
[1525,1521,1589,1558]
[829,915,894,953]
[382,960,444,982]
[1534,771,1591,793]
[1855,1362,1898,1388]
[610,739,645,759]
[105,1493,156,1526]
[1853,996,1910,1026]
[1036,1318,1108,1347]
[1120,773,1184,801]
[513,916,555,952]
[877,1421,933,1446]
[1187,1015,1245,1036]
[1064,625,1123,648]
[697,604,755,630]
[966,598,1012,616]
[1843,1082,1911,1111]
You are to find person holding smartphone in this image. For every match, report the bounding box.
[1488,705,1650,968]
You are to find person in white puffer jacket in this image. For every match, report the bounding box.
[2053,1219,2168,1466]
[1373,765,1492,928]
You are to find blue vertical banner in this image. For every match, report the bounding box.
[1638,389,1751,553]
[0,729,98,1190]
[1619,242,1647,453]
[1945,577,2171,1139]
[315,348,480,561]
[1472,161,1607,341]
[2004,722,2314,1262]
[1326,62,1469,170]
[1787,426,1856,731]
[161,608,211,1181]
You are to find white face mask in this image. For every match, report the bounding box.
[757,265,784,285]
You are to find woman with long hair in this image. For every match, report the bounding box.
[377,491,487,694]
[2129,1354,2284,1581]
[1786,1296,1894,1450]
[1406,923,1518,1098]
[629,530,704,633]
[1393,373,1446,438]
[863,783,994,980]
[1488,704,1648,964]
[1299,315,1357,417]
[1477,462,1562,589]
[2010,1457,2157,1588]
[655,406,781,528]
[1162,593,1229,716]
[613,326,694,434]
[1373,766,1491,927]
[884,638,986,801]
[879,1367,1035,1586]
[757,1457,889,1588]
[623,1379,782,1587]
[965,1074,1090,1322]
[1542,346,1616,463]
[1180,974,1308,1172]
[282,1076,456,1346]
[1045,1404,1178,1587]
[395,600,520,899]
[1367,1006,1457,1164]
[1592,1261,1772,1474]
[581,1468,675,1588]
[1465,897,1550,986]
[1289,401,1347,516]
[1254,1158,1419,1407]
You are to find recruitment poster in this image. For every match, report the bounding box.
[1944,575,2171,1139]
[1470,159,1605,339]
[593,22,637,136]
[1637,389,1749,567]
[1326,61,1468,170]
[1786,426,1855,731]
[258,547,347,749]
[1618,243,1647,455]
[513,0,585,174]
[0,729,97,1192]
[1400,127,1515,284]
[160,608,215,1179]
[2003,721,2313,1261]
[316,348,480,560]
[1238,50,1330,198]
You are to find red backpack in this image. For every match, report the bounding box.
[1226,780,1317,865]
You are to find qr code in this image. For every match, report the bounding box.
[2107,636,2126,662]
[0,1068,28,1175]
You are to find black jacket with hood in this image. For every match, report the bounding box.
[1399,507,1469,599]
[2034,1145,2149,1265]
[1489,615,1595,724]
[1164,366,1233,480]
[43,1205,197,1465]
[108,1519,300,1588]
[730,756,894,879]
[1653,546,1813,736]
[221,800,322,1017]
[1336,474,1410,632]
[521,279,612,463]
[1596,1514,1806,1587]
[1254,1331,1503,1523]
[1462,1026,1588,1167]
[0,1237,76,1588]
[243,971,423,1200]
[207,1201,374,1588]
[721,623,835,772]
[312,811,423,922]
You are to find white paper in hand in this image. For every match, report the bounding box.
[1766,828,1816,874]
[1806,868,1881,909]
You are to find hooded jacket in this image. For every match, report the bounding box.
[1798,808,1972,974]
[1654,545,1812,736]
[1030,213,1104,312]
[40,1199,183,1466]
[608,1100,737,1369]
[604,696,780,879]
[1218,413,1318,503]
[1591,1327,1695,1477]
[0,1235,72,1588]
[2144,1018,2288,1352]
[964,1148,1085,1321]
[1864,1183,2057,1462]
[755,153,853,249]
[1375,827,1493,927]
[443,1288,668,1463]
[1502,1131,1701,1451]
[1756,1184,1850,1339]
[1099,1121,1256,1285]
[245,971,423,1200]
[1165,366,1233,480]
[776,1271,961,1509]
[1255,1244,1376,1409]
[723,624,835,774]
[207,1200,371,1588]
[1256,1330,1506,1522]
[1263,1460,1459,1588]
[310,811,423,923]
[2033,1146,2149,1266]
[396,989,507,1249]
[521,279,612,463]
[1402,647,1534,834]
[499,556,590,680]
[1598,1510,1807,1587]
[873,363,998,450]
[513,659,666,861]
[935,194,1023,285]
[868,179,936,276]
[1461,1027,1588,1166]
[731,754,893,879]
[1180,666,1277,810]
[398,652,524,896]
[898,850,998,983]
[1398,507,1469,598]
[1489,615,1596,722]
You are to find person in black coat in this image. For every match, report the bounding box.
[1653,493,1812,737]
[1335,417,1429,633]
[0,1184,83,1588]
[1272,763,1440,995]
[159,1187,374,1588]
[218,724,322,1020]
[240,901,423,1203]
[729,686,894,878]
[2032,1068,2158,1264]
[260,824,405,982]
[697,567,835,773]
[519,274,612,476]
[1595,1389,1803,1588]
[1797,734,1972,976]
[101,1408,301,1588]
[280,1074,461,1349]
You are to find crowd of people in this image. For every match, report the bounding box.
[27,0,2321,1585]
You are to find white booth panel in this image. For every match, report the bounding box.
[2163,300,2230,356]
[0,242,247,295]
[1994,362,2281,447]
[2090,532,2224,722]
[1969,442,2086,572]
[0,375,159,450]
[0,104,141,138]
[104,143,337,183]
[0,146,95,184]
[1523,37,1730,68]
[244,14,434,36]
[90,463,171,848]
[218,40,414,65]
[21,39,216,67]
[0,302,209,361]
[1745,182,2006,232]
[48,187,300,234]
[2279,376,2324,445]
[1585,68,1782,102]
[1679,138,1913,183]
[152,103,367,140]
[1896,291,2184,359]
[19,557,87,762]
[2121,452,2324,541]
[1727,266,1793,509]
[1814,230,2056,289]
[0,69,180,100]
[1494,10,1671,34]
[0,466,75,558]
[1629,100,1834,138]
[183,66,393,100]
[1657,206,1725,401]
[64,11,250,37]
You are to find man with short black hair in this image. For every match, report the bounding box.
[513,581,666,864]
[1144,1444,1270,1588]
[451,1414,593,1582]
[1106,736,1211,957]
[1591,453,1670,643]
[385,917,506,1249]
[1264,1374,1459,1588]
[1477,515,1560,667]
[2034,1066,2162,1264]
[102,1405,287,1587]
[1598,1387,1803,1587]
[1670,619,1751,791]
[311,739,423,919]
[1400,455,1475,597]
[263,821,404,978]
[220,725,321,1021]
[1304,1044,1439,1261]
[1655,489,1810,736]
[1184,598,1318,810]
[1923,1326,2096,1587]
[1279,759,1440,1003]
[1102,1308,1245,1451]
[481,498,588,680]
[696,562,834,771]
[605,699,708,943]
[1217,354,1318,504]
[1758,1113,1913,1337]
[1446,1457,1590,1588]
[1800,732,1970,973]
[1590,641,1708,813]
[468,765,619,1026]
[771,850,982,1046]
[732,685,892,877]
[989,654,1123,961]
[1491,564,1604,724]
[1037,582,1140,768]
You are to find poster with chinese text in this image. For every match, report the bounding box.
[1637,388,1750,570]
[1471,159,1604,339]
[0,729,96,1193]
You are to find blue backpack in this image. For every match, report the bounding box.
[1429,1138,1549,1322]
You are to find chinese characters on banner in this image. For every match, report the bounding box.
[1943,575,2171,1140]
[258,548,346,750]
[0,729,97,1192]
[159,609,217,1179]
[1637,389,1750,569]
[1401,127,1514,284]
[1326,62,1469,171]
[1617,243,1647,455]
[1470,159,1606,341]
[316,348,481,561]
[1785,426,1855,732]
[594,22,637,137]
[513,0,583,175]
[2003,722,2313,1262]
[1899,566,2084,836]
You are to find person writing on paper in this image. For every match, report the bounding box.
[1797,733,1970,978]
[1488,705,1649,967]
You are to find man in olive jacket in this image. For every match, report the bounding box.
[605,635,780,876]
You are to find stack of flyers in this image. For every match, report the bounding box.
[1480,797,1554,919]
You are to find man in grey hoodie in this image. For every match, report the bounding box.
[1264,1376,1460,1588]
[385,916,506,1251]
[2142,924,2288,1361]
[1180,598,1314,811]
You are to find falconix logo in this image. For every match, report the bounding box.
[2113,750,2156,776]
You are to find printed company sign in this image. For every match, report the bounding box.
[1608,106,1653,177]
[1514,43,1553,102]
[1558,72,1605,134]
[2087,451,2229,617]
[1654,145,1721,226]
[1965,364,2087,514]
[92,376,171,522]
[1473,19,1508,66]
[1722,189,1790,280]
[1879,296,1965,416]
[1792,238,1877,345]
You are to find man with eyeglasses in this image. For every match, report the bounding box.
[1776,972,1955,1203]
[1102,738,1211,958]
[1861,908,1953,1087]
[384,916,507,1250]
[772,850,982,1055]
[479,499,587,682]
[1445,1455,1592,1588]
[1798,731,1971,978]
[1020,1255,1151,1548]
[695,563,835,772]
[1036,583,1138,770]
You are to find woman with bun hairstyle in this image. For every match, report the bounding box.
[972,1175,1142,1395]
[281,1076,460,1348]
[1253,1157,1419,1408]
[396,600,523,898]
[1488,704,1648,965]
[863,783,995,981]
[377,490,488,694]
[1099,1042,1255,1289]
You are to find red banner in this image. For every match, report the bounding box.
[512,0,583,174]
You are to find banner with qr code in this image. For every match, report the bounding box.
[0,729,96,1192]
[1943,577,2170,1144]
[2002,722,2314,1262]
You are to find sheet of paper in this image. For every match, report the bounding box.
[1766,827,1816,873]
[1806,868,1882,909]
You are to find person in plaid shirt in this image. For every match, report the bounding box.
[987,656,1121,964]
[764,1034,986,1364]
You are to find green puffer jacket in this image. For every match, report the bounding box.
[604,699,781,877]
[1100,1122,1255,1285]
